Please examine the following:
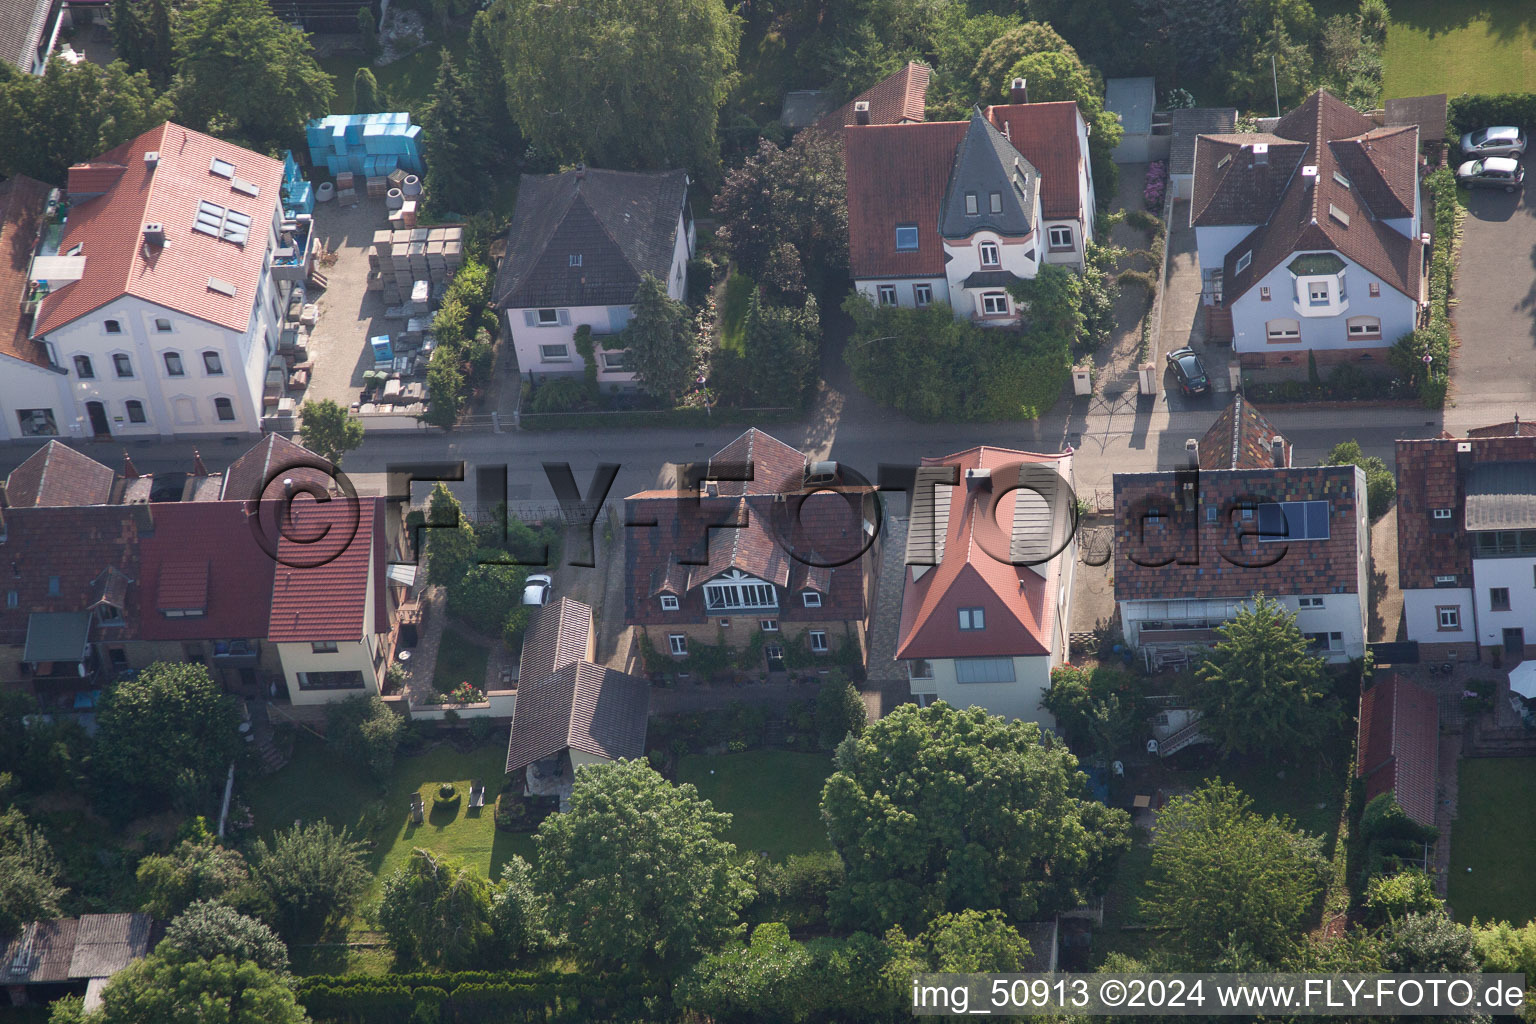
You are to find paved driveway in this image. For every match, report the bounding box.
[1450,156,1536,404]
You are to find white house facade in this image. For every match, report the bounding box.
[495,167,693,394]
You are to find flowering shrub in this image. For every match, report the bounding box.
[1143,161,1168,210]
[427,681,486,705]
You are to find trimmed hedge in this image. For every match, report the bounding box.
[295,971,658,1024]
[1447,93,1536,141]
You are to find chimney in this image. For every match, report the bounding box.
[1271,435,1288,467]
[853,100,871,126]
[573,163,585,179]
[965,467,992,492]
[1252,142,1269,166]
[192,450,208,476]
[1010,78,1027,105]
[144,150,159,170]
[142,222,164,246]
[123,452,139,479]
[1184,438,1199,468]
[283,477,294,497]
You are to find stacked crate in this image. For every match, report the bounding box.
[305,113,425,178]
[370,226,465,306]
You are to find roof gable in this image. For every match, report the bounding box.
[707,427,806,496]
[220,434,335,502]
[33,123,283,336]
[493,167,688,310]
[843,121,967,279]
[940,111,1038,239]
[985,101,1084,221]
[814,61,931,133]
[1198,394,1290,470]
[6,441,116,507]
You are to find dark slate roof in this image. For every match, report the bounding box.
[940,110,1038,239]
[23,611,92,663]
[961,269,1026,289]
[0,0,50,71]
[1114,465,1365,602]
[517,597,591,690]
[1198,394,1290,470]
[1357,675,1438,827]
[1385,93,1447,144]
[6,442,116,507]
[1170,108,1237,176]
[1463,462,1536,530]
[505,661,650,773]
[493,168,689,310]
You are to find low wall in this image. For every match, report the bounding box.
[406,689,516,720]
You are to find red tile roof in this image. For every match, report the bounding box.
[896,447,1071,660]
[1395,430,1536,589]
[5,441,116,507]
[1191,91,1423,303]
[220,434,337,502]
[985,102,1085,221]
[815,62,931,133]
[34,123,283,336]
[1114,466,1364,602]
[267,496,382,642]
[844,121,967,279]
[0,174,52,368]
[1357,674,1438,827]
[1197,394,1291,470]
[136,502,273,640]
[1467,419,1536,438]
[0,505,147,647]
[708,427,808,496]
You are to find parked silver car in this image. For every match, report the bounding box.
[1459,126,1527,159]
[1456,157,1524,192]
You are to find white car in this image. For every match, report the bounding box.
[1459,126,1527,159]
[521,573,553,606]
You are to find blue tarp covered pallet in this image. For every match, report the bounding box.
[305,112,424,179]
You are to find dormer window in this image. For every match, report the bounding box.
[660,594,679,611]
[1235,251,1252,274]
[569,253,582,266]
[1432,508,1452,520]
[989,192,1002,214]
[965,192,978,216]
[801,591,822,608]
[895,225,919,251]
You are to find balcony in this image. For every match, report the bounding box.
[269,216,313,284]
[211,639,261,668]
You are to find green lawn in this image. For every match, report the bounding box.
[433,627,491,692]
[320,25,472,116]
[718,272,756,355]
[677,750,832,859]
[1448,758,1536,924]
[246,735,534,891]
[1382,0,1536,100]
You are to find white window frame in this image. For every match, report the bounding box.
[1297,597,1324,609]
[1308,280,1331,305]
[981,292,1009,315]
[801,591,822,608]
[760,618,778,632]
[1256,500,1330,542]
[907,659,933,680]
[74,355,94,379]
[154,317,172,333]
[213,397,236,422]
[1259,286,1271,301]
[989,192,1003,214]
[1434,575,1457,586]
[669,634,688,656]
[1266,319,1300,341]
[965,192,979,215]
[599,349,632,371]
[202,350,224,376]
[311,641,339,654]
[979,241,1000,267]
[894,225,919,251]
[958,606,985,630]
[1437,606,1460,629]
[877,284,898,306]
[809,630,829,653]
[569,253,582,267]
[1047,225,1072,249]
[1432,508,1452,520]
[704,571,778,611]
[1235,251,1252,274]
[539,344,571,362]
[913,283,933,307]
[1491,587,1512,611]
[659,594,680,611]
[1346,316,1381,338]
[537,308,560,326]
[955,657,1015,683]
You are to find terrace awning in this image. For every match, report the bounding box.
[23,612,91,663]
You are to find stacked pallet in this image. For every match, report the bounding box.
[305,113,425,178]
[366,176,388,198]
[336,171,355,190]
[369,227,466,307]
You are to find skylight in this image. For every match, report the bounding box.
[209,157,235,179]
[1217,153,1233,169]
[1328,204,1350,227]
[192,200,252,245]
[231,177,260,198]
[1333,170,1351,188]
[206,277,236,297]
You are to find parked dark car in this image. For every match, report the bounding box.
[1456,157,1524,192]
[1165,347,1209,395]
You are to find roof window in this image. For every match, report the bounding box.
[231,177,260,198]
[1328,204,1350,227]
[1235,250,1252,274]
[206,277,236,297]
[193,200,252,245]
[1332,170,1351,188]
[209,157,235,178]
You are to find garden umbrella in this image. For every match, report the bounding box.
[1508,659,1536,700]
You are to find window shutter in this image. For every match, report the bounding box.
[523,310,537,327]
[557,309,571,326]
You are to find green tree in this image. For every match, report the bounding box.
[490,0,741,176]
[136,838,251,919]
[94,662,241,816]
[96,953,308,1024]
[110,0,174,88]
[711,131,848,297]
[921,909,1035,971]
[0,806,65,937]
[489,855,551,958]
[463,8,518,164]
[1142,780,1328,965]
[298,399,364,467]
[1362,870,1444,927]
[1043,664,1144,762]
[1184,594,1338,760]
[971,21,1075,98]
[1380,912,1480,973]
[422,481,477,585]
[1001,49,1122,207]
[248,822,369,941]
[674,921,815,1022]
[624,275,696,403]
[716,289,820,408]
[423,345,467,428]
[378,848,496,968]
[1474,919,1536,979]
[356,6,379,60]
[448,562,531,636]
[421,51,488,216]
[815,673,865,750]
[821,702,1130,932]
[1220,0,1318,111]
[0,59,174,181]
[1322,439,1396,519]
[158,900,290,974]
[533,759,754,979]
[352,66,380,115]
[172,0,334,151]
[323,695,405,780]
